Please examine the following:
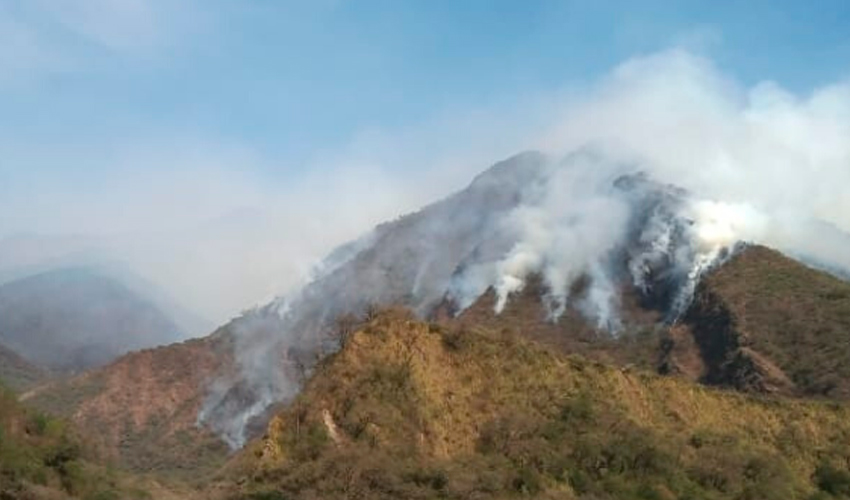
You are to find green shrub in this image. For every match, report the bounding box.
[27,414,50,436]
[246,491,290,500]
[815,463,850,496]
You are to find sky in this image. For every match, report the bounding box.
[1,0,849,326]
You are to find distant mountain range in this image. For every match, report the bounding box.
[0,267,187,372]
[0,341,45,391]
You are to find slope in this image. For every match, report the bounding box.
[25,246,850,488]
[664,245,850,398]
[0,383,154,500]
[444,273,663,369]
[0,267,185,372]
[20,150,850,484]
[200,150,723,442]
[221,310,850,500]
[0,341,46,391]
[23,330,234,479]
[453,243,850,402]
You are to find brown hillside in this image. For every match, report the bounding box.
[220,310,850,500]
[0,383,166,500]
[441,274,664,370]
[0,341,46,391]
[443,245,850,403]
[19,243,850,489]
[664,245,850,398]
[23,329,235,479]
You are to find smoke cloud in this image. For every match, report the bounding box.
[4,41,850,446]
[198,48,850,447]
[540,49,850,268]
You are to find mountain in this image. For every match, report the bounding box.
[664,245,850,398]
[454,243,850,402]
[0,233,214,338]
[0,267,186,372]
[24,246,850,489]
[217,310,850,500]
[20,151,850,495]
[196,151,558,445]
[197,150,791,445]
[17,247,850,497]
[0,233,101,283]
[0,383,159,499]
[22,330,234,478]
[0,341,46,391]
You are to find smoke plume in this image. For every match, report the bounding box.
[199,49,850,447]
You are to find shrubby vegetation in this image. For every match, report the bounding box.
[0,383,148,500]
[702,246,850,398]
[225,309,850,500]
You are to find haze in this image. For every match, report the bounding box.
[1,1,849,330]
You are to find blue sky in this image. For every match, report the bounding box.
[1,1,849,322]
[2,1,849,182]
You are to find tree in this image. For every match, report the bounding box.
[332,313,362,350]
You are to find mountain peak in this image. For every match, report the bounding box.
[195,151,773,445]
[467,150,548,191]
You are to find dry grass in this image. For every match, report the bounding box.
[223,309,850,499]
[692,245,850,398]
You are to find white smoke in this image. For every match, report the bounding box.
[197,311,295,449]
[445,151,633,325]
[444,152,774,329]
[540,49,850,270]
[199,149,792,448]
[200,48,850,448]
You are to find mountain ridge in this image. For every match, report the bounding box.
[198,149,747,444]
[216,309,850,500]
[16,152,850,496]
[666,245,850,398]
[0,341,46,391]
[0,267,186,372]
[22,329,235,478]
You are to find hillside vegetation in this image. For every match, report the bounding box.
[14,244,850,499]
[0,342,45,391]
[223,309,850,500]
[453,245,850,402]
[667,246,850,398]
[0,383,154,500]
[23,334,233,480]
